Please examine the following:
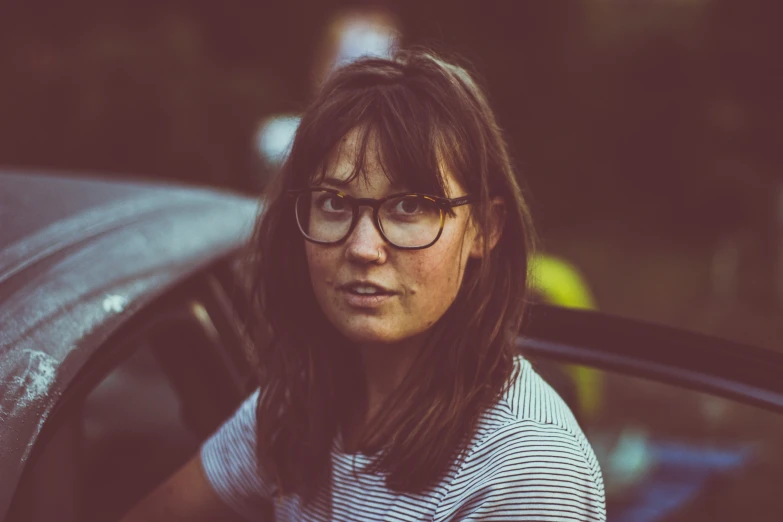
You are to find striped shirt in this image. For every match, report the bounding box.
[201,357,606,521]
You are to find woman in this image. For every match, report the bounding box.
[122,49,606,521]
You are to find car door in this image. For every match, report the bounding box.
[521,304,783,522]
[5,264,256,522]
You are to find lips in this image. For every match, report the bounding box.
[338,281,394,295]
[338,281,396,308]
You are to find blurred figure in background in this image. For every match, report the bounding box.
[529,255,604,425]
[255,6,401,186]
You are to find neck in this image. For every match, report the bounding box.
[357,335,425,422]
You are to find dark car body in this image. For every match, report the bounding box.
[0,170,259,518]
[1,170,782,521]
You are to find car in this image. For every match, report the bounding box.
[1,169,782,522]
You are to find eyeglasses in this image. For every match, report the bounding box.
[289,188,474,249]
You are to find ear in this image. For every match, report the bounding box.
[469,197,505,259]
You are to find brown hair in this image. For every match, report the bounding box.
[247,48,536,502]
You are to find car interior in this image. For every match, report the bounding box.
[6,264,256,522]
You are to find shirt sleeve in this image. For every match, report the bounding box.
[436,421,606,522]
[200,388,275,520]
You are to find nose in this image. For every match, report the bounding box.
[345,208,385,263]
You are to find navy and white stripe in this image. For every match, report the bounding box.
[201,357,606,521]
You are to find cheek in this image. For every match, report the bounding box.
[304,245,319,273]
[433,226,472,274]
[407,232,471,298]
[304,244,335,290]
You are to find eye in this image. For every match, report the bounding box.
[393,197,424,215]
[316,193,349,212]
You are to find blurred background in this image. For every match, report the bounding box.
[0,0,780,350]
[4,3,783,520]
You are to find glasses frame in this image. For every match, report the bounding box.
[288,187,475,250]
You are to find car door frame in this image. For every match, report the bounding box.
[519,304,783,414]
[7,259,254,518]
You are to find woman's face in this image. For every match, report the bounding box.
[304,127,482,347]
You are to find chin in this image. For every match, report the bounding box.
[338,317,433,348]
[341,328,397,345]
[336,320,402,346]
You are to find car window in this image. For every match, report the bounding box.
[536,360,783,522]
[7,291,251,522]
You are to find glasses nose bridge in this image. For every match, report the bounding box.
[352,197,383,213]
[349,197,385,240]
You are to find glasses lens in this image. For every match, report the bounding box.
[379,195,442,248]
[295,190,353,243]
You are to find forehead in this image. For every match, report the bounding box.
[316,126,463,197]
[325,127,385,182]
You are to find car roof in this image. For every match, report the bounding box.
[0,169,259,513]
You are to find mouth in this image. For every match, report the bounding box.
[337,281,397,308]
[338,281,395,295]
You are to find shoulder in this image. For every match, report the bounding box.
[200,389,275,518]
[434,358,606,521]
[471,356,585,442]
[202,388,260,465]
[503,356,583,430]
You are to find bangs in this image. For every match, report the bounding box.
[290,83,467,198]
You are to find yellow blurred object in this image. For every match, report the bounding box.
[530,254,603,422]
